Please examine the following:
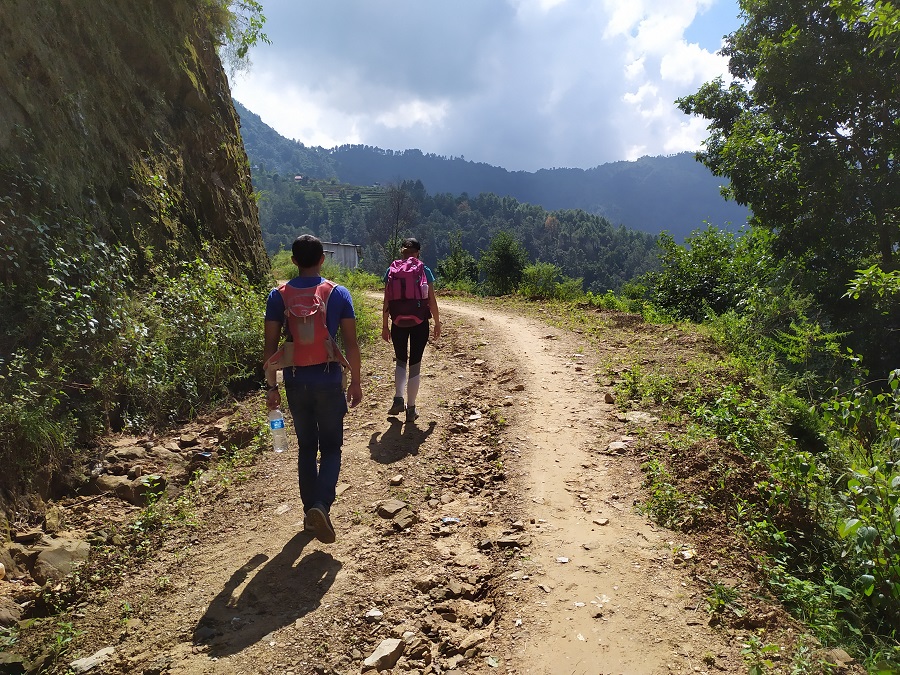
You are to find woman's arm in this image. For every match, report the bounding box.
[428,292,441,340]
[381,286,391,342]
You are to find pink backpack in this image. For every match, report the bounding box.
[386,257,431,327]
[264,280,348,375]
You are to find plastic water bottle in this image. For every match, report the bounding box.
[268,409,288,453]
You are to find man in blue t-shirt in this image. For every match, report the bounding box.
[264,235,362,544]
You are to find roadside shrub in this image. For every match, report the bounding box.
[649,225,773,322]
[582,276,665,317]
[480,231,529,296]
[585,290,629,311]
[0,160,268,494]
[436,231,478,288]
[519,262,583,301]
[519,262,556,299]
[269,248,295,280]
[438,279,478,294]
[0,165,136,489]
[119,255,264,428]
[823,369,900,632]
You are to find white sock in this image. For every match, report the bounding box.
[407,374,421,406]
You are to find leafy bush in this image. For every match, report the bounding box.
[582,289,673,323]
[0,162,268,493]
[519,262,583,301]
[639,457,705,529]
[436,231,478,288]
[268,248,295,281]
[479,231,529,296]
[0,165,137,488]
[823,370,900,631]
[119,255,264,428]
[648,225,773,322]
[438,279,478,294]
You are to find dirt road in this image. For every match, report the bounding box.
[24,297,746,674]
[436,300,742,674]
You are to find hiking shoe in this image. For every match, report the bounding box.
[306,506,336,544]
[405,405,418,423]
[388,397,405,415]
[302,513,315,534]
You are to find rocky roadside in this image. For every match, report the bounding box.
[0,409,264,667]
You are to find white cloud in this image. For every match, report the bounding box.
[231,0,736,171]
[662,116,713,154]
[624,57,646,80]
[376,99,450,130]
[660,41,728,85]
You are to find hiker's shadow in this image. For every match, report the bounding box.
[369,417,436,463]
[193,533,341,657]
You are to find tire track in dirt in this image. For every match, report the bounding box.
[440,299,744,674]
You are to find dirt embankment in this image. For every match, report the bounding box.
[3,298,830,674]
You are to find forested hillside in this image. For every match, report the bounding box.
[252,171,659,293]
[235,101,749,242]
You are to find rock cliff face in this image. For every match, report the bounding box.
[0,0,267,279]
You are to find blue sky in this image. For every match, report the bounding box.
[230,0,742,172]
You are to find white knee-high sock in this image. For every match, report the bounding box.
[407,362,422,406]
[407,374,421,406]
[395,364,407,398]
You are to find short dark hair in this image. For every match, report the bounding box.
[400,237,420,252]
[292,234,324,269]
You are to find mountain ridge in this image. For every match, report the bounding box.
[235,100,750,241]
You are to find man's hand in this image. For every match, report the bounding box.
[266,388,281,411]
[346,380,363,408]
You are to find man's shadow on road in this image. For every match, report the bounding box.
[368,416,436,463]
[193,533,341,657]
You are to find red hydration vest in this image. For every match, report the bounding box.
[265,280,347,373]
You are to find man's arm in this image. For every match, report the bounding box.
[264,320,282,410]
[341,317,363,408]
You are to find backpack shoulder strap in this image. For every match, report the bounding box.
[315,279,337,309]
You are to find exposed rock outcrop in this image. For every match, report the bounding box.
[0,1,267,280]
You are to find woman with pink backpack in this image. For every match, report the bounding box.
[381,237,441,423]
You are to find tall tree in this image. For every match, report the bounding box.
[677,0,900,299]
[480,231,530,296]
[437,231,478,286]
[367,183,419,272]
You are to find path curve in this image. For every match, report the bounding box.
[440,298,741,675]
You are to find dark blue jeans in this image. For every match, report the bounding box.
[284,380,347,513]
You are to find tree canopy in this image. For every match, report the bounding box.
[479,231,530,296]
[677,0,900,303]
